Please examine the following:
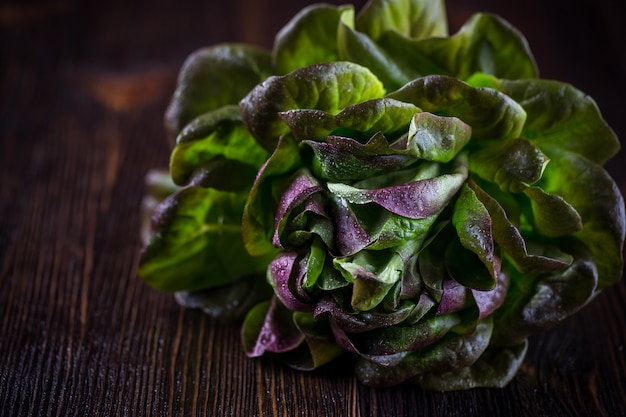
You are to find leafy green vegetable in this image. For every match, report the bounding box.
[139,0,624,391]
[355,0,448,41]
[170,105,269,188]
[240,61,385,149]
[273,4,355,74]
[164,44,273,141]
[139,187,275,292]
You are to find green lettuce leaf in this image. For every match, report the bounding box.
[406,112,471,162]
[413,341,528,390]
[174,273,273,324]
[169,105,269,188]
[468,75,620,165]
[280,97,419,142]
[334,250,404,311]
[491,242,599,347]
[303,133,416,182]
[355,317,493,387]
[469,138,550,193]
[451,184,499,289]
[272,4,355,74]
[355,0,448,41]
[537,146,625,287]
[240,61,386,150]
[522,186,583,238]
[387,75,526,140]
[469,179,573,275]
[139,187,274,292]
[376,13,538,81]
[338,20,415,90]
[165,44,273,140]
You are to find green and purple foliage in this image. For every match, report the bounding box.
[138,0,625,390]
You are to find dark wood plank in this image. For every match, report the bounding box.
[1,0,624,416]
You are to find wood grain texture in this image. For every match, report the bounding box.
[1,0,624,416]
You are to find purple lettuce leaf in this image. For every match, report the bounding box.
[243,297,305,357]
[242,298,344,370]
[314,296,416,333]
[272,168,328,249]
[267,251,316,312]
[327,152,468,219]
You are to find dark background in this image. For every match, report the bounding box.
[1,0,625,415]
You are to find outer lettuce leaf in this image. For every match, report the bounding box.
[467,74,623,286]
[338,20,416,90]
[376,13,538,82]
[169,105,269,188]
[355,318,493,387]
[174,272,273,324]
[140,169,181,246]
[491,242,600,347]
[522,186,583,238]
[240,61,386,150]
[537,146,625,287]
[272,4,355,74]
[139,187,274,292]
[242,297,344,370]
[355,0,448,41]
[469,75,620,165]
[165,44,273,140]
[413,341,528,390]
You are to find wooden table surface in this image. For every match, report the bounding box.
[1,0,625,415]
